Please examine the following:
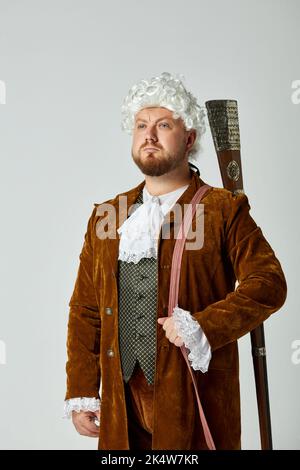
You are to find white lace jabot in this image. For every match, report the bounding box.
[117,183,189,264]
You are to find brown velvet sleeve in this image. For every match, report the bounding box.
[194,193,287,352]
[65,206,101,400]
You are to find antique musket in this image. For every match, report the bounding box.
[205,100,273,450]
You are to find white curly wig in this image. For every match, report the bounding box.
[121,71,206,162]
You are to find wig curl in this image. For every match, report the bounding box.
[121,71,206,161]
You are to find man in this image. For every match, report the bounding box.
[64,72,287,450]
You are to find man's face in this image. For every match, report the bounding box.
[131,106,194,176]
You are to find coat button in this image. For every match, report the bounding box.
[105,307,113,315]
[107,349,114,357]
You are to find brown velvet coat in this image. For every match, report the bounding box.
[65,169,287,450]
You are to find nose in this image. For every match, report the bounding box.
[145,124,158,143]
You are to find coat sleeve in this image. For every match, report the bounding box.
[65,206,101,400]
[194,192,287,352]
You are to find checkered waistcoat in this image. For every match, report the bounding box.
[118,189,158,386]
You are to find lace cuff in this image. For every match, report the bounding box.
[172,306,212,372]
[63,397,101,419]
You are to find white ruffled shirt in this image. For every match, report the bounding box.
[64,183,212,418]
[117,184,189,263]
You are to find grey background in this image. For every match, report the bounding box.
[0,0,299,450]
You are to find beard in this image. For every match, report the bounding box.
[131,145,186,177]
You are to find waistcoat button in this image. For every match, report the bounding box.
[105,307,113,315]
[107,349,114,357]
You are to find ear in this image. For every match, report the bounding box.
[186,129,197,151]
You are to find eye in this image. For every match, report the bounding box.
[136,122,170,129]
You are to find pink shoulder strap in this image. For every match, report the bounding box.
[168,184,216,451]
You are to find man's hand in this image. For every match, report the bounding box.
[157,316,184,347]
[72,409,100,438]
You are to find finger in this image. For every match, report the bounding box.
[80,422,100,437]
[88,410,101,424]
[84,429,100,437]
[157,317,168,327]
[162,318,171,332]
[84,417,101,434]
[174,336,184,347]
[157,317,167,323]
[165,323,177,338]
[72,410,95,422]
[78,425,100,438]
[74,414,100,433]
[169,330,179,343]
[73,422,91,437]
[170,327,180,342]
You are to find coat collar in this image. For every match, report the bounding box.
[119,167,211,223]
[100,168,213,276]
